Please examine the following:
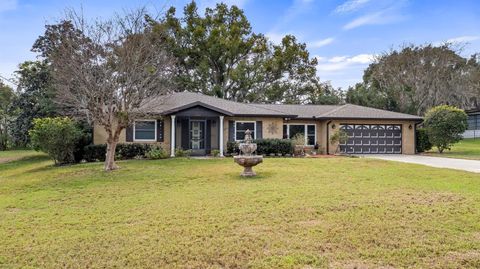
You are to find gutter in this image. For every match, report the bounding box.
[326,120,332,155]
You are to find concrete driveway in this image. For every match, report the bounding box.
[359,155,480,173]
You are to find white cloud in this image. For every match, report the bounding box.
[309,37,335,48]
[343,10,404,30]
[334,0,370,14]
[446,35,480,44]
[266,32,289,44]
[316,54,374,72]
[316,54,375,88]
[0,0,17,12]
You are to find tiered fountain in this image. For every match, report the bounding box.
[233,129,263,177]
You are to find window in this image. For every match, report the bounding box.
[134,120,156,141]
[307,125,315,145]
[235,121,255,141]
[283,124,316,145]
[467,114,479,130]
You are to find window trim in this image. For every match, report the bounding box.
[234,121,257,141]
[283,123,316,146]
[133,119,157,142]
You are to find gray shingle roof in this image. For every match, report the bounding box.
[141,91,422,120]
[251,104,341,118]
[142,92,296,117]
[318,104,423,120]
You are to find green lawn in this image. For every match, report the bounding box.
[0,149,44,163]
[1,153,480,268]
[424,138,480,160]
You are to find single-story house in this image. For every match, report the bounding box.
[94,92,423,156]
[462,108,480,139]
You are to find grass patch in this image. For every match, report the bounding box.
[1,153,480,268]
[0,150,45,163]
[424,138,480,160]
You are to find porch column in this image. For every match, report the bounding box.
[219,116,224,157]
[170,115,176,157]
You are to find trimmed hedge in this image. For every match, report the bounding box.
[83,144,107,162]
[227,139,294,156]
[416,128,432,153]
[83,143,153,162]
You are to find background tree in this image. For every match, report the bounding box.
[153,1,340,104]
[346,44,480,115]
[423,105,468,153]
[50,9,176,171]
[0,82,16,150]
[11,61,57,147]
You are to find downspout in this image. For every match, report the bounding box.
[413,121,422,154]
[326,120,332,155]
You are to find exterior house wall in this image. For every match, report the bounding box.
[222,117,285,149]
[93,117,171,153]
[325,119,416,155]
[94,117,417,156]
[283,119,325,153]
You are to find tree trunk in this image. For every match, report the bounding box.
[104,137,119,171]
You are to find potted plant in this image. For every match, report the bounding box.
[292,133,306,156]
[329,130,349,154]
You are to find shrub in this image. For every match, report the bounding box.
[83,143,154,162]
[83,144,107,162]
[175,148,191,157]
[292,133,306,147]
[254,138,293,155]
[227,141,239,155]
[116,144,151,160]
[72,122,93,163]
[145,146,169,159]
[415,128,432,153]
[424,105,468,153]
[211,149,221,157]
[29,117,82,165]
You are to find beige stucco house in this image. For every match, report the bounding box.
[94,92,422,156]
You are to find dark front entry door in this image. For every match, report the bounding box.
[339,124,402,154]
[189,120,206,155]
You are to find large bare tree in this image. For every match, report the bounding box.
[347,44,480,115]
[50,9,176,170]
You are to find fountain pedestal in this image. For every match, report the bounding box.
[233,129,263,177]
[234,155,263,176]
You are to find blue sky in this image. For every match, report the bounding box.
[1,0,479,89]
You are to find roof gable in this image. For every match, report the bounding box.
[162,102,233,116]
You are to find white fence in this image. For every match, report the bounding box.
[462,130,480,139]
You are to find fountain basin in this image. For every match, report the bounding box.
[234,155,263,177]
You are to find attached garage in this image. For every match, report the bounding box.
[339,124,402,154]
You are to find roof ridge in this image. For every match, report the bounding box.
[247,103,292,115]
[317,104,348,117]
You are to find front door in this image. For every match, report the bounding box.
[189,120,206,155]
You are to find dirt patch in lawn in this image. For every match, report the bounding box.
[388,191,465,206]
[427,250,480,268]
[331,260,396,269]
[0,157,19,164]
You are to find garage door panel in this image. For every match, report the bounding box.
[339,124,402,154]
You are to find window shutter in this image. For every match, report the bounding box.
[156,120,164,142]
[206,120,211,154]
[256,121,263,139]
[181,119,189,150]
[126,124,133,142]
[228,120,235,141]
